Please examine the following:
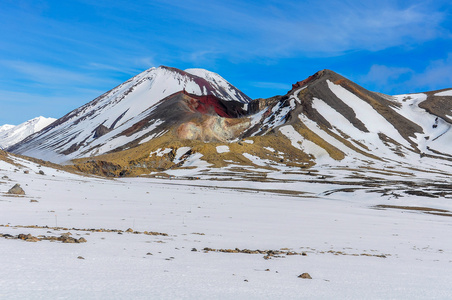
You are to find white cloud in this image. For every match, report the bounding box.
[410,53,452,90]
[361,53,452,94]
[0,60,115,87]
[361,65,413,87]
[157,0,448,59]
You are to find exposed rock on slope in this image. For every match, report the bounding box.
[8,184,25,195]
[418,89,452,124]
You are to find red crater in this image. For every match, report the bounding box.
[182,90,248,118]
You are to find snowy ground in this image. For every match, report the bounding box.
[1,156,452,299]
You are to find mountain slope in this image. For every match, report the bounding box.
[9,66,251,163]
[0,116,56,149]
[246,69,452,163]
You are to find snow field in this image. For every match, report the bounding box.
[216,145,230,153]
[435,90,452,96]
[1,155,452,298]
[327,80,410,148]
[279,125,330,162]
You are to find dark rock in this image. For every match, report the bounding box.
[8,184,25,195]
[38,170,45,175]
[93,124,112,139]
[18,233,31,240]
[298,273,312,279]
[405,190,438,198]
[62,237,76,243]
[18,233,39,242]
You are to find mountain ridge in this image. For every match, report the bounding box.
[6,66,452,177]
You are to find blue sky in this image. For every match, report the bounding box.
[0,0,451,125]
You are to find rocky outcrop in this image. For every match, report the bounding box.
[93,124,112,138]
[418,89,452,124]
[298,273,312,279]
[8,184,25,195]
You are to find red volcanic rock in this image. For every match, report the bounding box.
[194,95,232,118]
[182,91,247,118]
[291,74,316,91]
[289,70,332,93]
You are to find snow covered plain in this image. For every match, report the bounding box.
[1,154,452,299]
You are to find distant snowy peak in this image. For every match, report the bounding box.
[0,124,15,133]
[0,116,56,149]
[18,116,56,134]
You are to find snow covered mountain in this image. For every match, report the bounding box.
[246,70,452,164]
[9,67,452,177]
[0,124,15,133]
[0,116,56,149]
[9,66,251,162]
